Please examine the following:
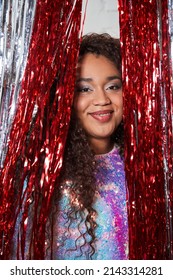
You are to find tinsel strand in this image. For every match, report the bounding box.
[0,0,82,260]
[119,0,173,259]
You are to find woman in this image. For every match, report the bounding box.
[49,33,128,260]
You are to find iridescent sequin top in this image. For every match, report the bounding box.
[51,145,129,259]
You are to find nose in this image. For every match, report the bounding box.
[92,88,111,106]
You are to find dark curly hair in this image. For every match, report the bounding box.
[78,33,122,74]
[53,33,123,259]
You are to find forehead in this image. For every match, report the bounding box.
[76,53,120,79]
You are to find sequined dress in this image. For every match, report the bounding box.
[11,145,128,259]
[51,145,128,259]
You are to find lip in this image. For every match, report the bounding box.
[89,110,113,123]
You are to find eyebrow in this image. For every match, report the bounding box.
[76,75,121,83]
[106,75,121,81]
[76,78,93,83]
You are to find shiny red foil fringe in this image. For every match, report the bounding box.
[0,0,82,259]
[119,0,173,259]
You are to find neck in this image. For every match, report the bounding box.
[89,138,114,155]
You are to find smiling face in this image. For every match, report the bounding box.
[74,53,123,154]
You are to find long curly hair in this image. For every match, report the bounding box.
[53,33,124,259]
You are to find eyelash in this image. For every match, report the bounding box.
[76,86,92,93]
[107,84,122,90]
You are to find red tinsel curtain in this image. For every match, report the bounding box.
[0,0,82,260]
[119,0,173,259]
[1,0,173,261]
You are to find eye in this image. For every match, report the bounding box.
[106,82,122,91]
[80,87,91,92]
[75,86,92,94]
[109,85,121,90]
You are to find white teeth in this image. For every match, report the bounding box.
[98,113,110,116]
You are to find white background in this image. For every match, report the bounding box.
[81,0,120,37]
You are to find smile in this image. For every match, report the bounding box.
[89,110,113,122]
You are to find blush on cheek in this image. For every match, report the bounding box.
[73,97,86,115]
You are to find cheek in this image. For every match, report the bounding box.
[73,98,82,117]
[112,94,123,109]
[73,96,89,117]
[120,98,123,111]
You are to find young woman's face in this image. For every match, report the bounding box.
[74,53,123,153]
